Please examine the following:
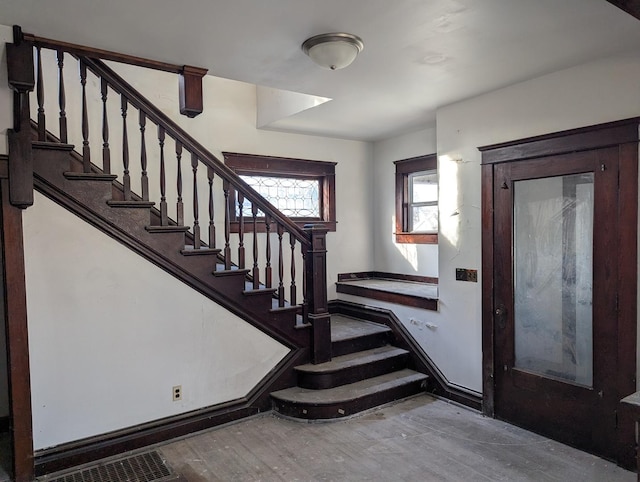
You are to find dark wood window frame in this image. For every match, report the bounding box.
[223,152,337,232]
[394,154,438,244]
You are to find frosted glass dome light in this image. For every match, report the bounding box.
[302,33,364,71]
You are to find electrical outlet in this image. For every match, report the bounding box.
[172,385,182,401]
[455,268,478,282]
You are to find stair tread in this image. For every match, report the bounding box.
[271,369,427,405]
[213,266,250,277]
[64,171,118,181]
[181,246,221,256]
[145,225,190,233]
[295,346,408,374]
[330,315,391,343]
[107,200,155,208]
[243,287,278,296]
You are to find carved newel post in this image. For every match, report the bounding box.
[6,26,35,209]
[304,225,331,364]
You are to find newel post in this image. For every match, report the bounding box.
[179,66,208,118]
[304,225,331,364]
[6,26,34,209]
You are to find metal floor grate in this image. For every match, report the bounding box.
[46,451,173,482]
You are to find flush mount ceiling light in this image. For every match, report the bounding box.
[302,33,364,70]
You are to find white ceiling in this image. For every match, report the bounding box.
[2,0,640,141]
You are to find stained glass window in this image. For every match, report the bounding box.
[240,175,320,217]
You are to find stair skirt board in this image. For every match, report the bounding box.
[328,300,483,411]
[34,347,308,476]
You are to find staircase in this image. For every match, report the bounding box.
[8,31,429,458]
[271,315,428,419]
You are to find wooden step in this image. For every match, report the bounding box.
[107,200,155,208]
[271,369,428,420]
[180,246,221,256]
[295,346,409,390]
[145,225,190,234]
[212,266,250,277]
[330,315,392,357]
[64,172,118,182]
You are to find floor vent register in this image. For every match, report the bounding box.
[43,451,174,482]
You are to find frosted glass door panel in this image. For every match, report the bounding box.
[513,173,594,387]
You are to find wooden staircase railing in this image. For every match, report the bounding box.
[7,32,331,363]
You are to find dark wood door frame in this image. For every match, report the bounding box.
[0,156,34,482]
[479,118,639,465]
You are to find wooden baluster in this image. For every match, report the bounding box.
[36,47,45,141]
[158,126,167,225]
[237,192,245,269]
[80,60,90,172]
[57,50,67,143]
[289,233,297,305]
[191,153,201,249]
[252,203,259,289]
[175,141,184,226]
[277,224,285,307]
[208,167,215,248]
[223,179,231,270]
[121,95,131,200]
[139,111,149,200]
[101,78,110,174]
[265,214,272,288]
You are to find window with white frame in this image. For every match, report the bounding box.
[395,154,438,244]
[408,170,438,233]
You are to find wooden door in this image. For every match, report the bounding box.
[492,147,625,459]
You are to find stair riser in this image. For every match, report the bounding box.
[33,144,75,183]
[272,378,427,420]
[296,353,409,390]
[331,331,391,357]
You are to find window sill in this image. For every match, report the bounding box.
[395,232,438,244]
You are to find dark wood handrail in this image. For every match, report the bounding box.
[80,56,310,246]
[22,32,206,77]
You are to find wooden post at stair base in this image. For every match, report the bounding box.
[6,27,35,209]
[304,225,331,364]
[179,66,207,118]
[0,174,35,482]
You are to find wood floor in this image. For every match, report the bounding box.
[156,395,632,481]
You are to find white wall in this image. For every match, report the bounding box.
[372,127,438,277]
[435,50,640,393]
[23,192,289,450]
